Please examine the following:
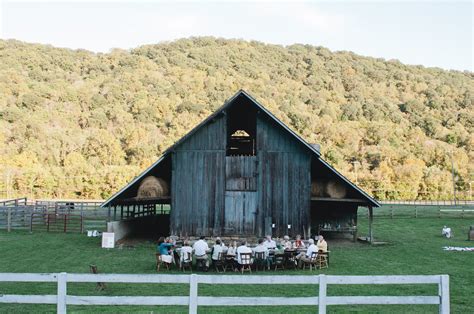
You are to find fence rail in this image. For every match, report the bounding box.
[358,204,474,219]
[0,273,449,314]
[0,201,108,233]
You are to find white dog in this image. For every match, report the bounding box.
[441,226,452,238]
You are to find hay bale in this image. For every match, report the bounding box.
[311,181,326,197]
[137,176,169,198]
[326,180,347,199]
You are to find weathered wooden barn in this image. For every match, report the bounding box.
[101,90,379,239]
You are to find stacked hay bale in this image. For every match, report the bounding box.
[311,179,347,199]
[136,176,169,198]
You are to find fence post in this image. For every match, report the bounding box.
[189,274,198,314]
[7,208,11,232]
[80,214,84,234]
[318,274,327,314]
[439,275,450,314]
[57,272,67,314]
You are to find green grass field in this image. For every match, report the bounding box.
[1,213,473,313]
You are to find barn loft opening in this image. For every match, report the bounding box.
[226,95,257,156]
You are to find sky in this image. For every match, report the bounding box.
[0,0,472,71]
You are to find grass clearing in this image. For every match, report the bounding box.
[0,211,473,313]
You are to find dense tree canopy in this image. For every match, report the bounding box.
[0,37,472,200]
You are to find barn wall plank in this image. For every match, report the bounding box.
[257,115,311,237]
[171,114,226,236]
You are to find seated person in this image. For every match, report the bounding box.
[263,235,277,250]
[227,241,237,256]
[211,239,226,263]
[281,235,293,250]
[253,238,271,269]
[316,235,328,252]
[293,234,305,249]
[296,238,318,268]
[236,240,253,269]
[179,240,193,267]
[157,236,174,265]
[442,226,452,238]
[193,236,210,270]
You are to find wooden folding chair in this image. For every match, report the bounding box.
[302,252,318,271]
[224,254,235,272]
[254,252,267,271]
[316,250,329,269]
[89,264,106,291]
[214,252,226,273]
[156,253,170,272]
[181,252,193,272]
[284,250,297,270]
[239,252,252,274]
[274,253,285,271]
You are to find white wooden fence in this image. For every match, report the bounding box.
[0,273,449,313]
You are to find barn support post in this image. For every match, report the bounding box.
[107,205,111,222]
[368,205,374,244]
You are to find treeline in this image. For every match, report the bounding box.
[0,37,472,200]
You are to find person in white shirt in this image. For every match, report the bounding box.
[281,235,293,250]
[192,236,210,269]
[211,239,226,261]
[227,241,237,256]
[236,240,253,267]
[442,226,452,238]
[253,238,271,269]
[179,240,193,268]
[264,235,276,250]
[296,238,318,268]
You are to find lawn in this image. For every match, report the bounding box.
[0,214,473,313]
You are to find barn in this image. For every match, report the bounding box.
[101,90,379,240]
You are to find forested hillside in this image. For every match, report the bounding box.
[0,37,472,200]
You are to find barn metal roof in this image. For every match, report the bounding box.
[101,90,380,208]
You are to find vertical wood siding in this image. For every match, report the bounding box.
[225,156,257,191]
[224,191,257,235]
[171,116,226,236]
[257,115,311,237]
